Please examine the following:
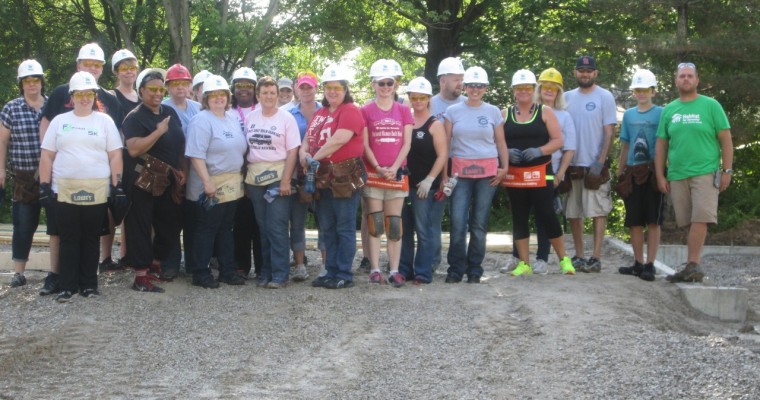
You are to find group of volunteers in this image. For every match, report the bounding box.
[1,41,733,301]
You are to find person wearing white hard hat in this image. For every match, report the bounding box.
[0,60,47,288]
[563,55,617,273]
[361,59,413,287]
[121,68,185,293]
[398,77,448,284]
[184,74,248,288]
[615,69,664,282]
[500,69,574,277]
[299,63,366,289]
[111,49,140,113]
[37,42,124,296]
[443,66,508,283]
[431,57,467,122]
[191,70,212,102]
[38,71,124,302]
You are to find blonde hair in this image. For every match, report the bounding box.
[533,83,566,110]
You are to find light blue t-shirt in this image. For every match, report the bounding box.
[431,94,467,122]
[185,110,248,201]
[162,98,202,137]
[444,101,504,159]
[289,101,322,140]
[620,105,663,166]
[564,85,617,167]
[552,109,577,174]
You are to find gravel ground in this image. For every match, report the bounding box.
[1,237,759,399]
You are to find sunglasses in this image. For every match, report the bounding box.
[677,62,696,70]
[633,88,653,94]
[235,82,256,90]
[207,90,228,99]
[466,83,487,89]
[72,91,96,101]
[144,85,166,95]
[513,85,534,92]
[117,65,138,73]
[408,95,429,102]
[541,83,560,92]
[297,70,317,79]
[323,84,344,92]
[167,80,190,88]
[375,80,395,87]
[80,60,104,69]
[22,77,41,85]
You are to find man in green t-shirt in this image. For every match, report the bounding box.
[654,62,733,283]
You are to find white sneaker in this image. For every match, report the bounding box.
[532,259,549,275]
[499,256,520,274]
[292,264,309,282]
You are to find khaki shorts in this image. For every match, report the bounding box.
[564,178,612,219]
[669,173,719,227]
[363,185,408,200]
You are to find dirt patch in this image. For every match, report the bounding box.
[660,219,760,246]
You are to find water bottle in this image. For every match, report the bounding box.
[443,173,458,197]
[305,157,319,193]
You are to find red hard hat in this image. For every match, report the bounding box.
[166,63,192,82]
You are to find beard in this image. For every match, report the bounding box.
[577,79,595,88]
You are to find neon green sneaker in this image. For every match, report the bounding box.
[559,256,576,275]
[511,261,533,277]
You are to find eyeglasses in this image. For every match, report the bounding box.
[633,88,653,94]
[117,65,138,73]
[541,83,560,92]
[167,80,190,88]
[207,90,228,99]
[375,80,395,87]
[22,77,41,85]
[408,95,429,102]
[72,91,96,101]
[144,85,166,95]
[513,85,534,92]
[80,60,104,69]
[466,83,487,89]
[677,62,696,70]
[323,84,344,92]
[234,82,255,90]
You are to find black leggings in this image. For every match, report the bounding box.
[508,182,562,241]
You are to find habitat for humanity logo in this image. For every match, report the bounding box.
[671,113,702,124]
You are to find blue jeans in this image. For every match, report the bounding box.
[290,197,308,252]
[187,200,237,278]
[11,200,41,262]
[446,178,497,280]
[400,191,445,282]
[246,183,292,284]
[315,188,359,281]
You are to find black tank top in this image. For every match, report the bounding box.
[114,89,140,119]
[504,104,552,168]
[407,116,441,189]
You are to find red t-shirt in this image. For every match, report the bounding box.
[305,102,365,163]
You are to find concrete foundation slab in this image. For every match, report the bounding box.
[676,283,749,322]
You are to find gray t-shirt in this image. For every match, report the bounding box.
[185,110,248,201]
[552,109,577,173]
[431,94,466,122]
[444,101,504,159]
[162,97,202,137]
[563,85,617,167]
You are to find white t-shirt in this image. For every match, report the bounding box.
[563,85,617,167]
[431,94,466,122]
[41,111,122,192]
[244,108,301,163]
[552,109,577,174]
[444,101,504,159]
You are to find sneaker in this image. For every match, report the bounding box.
[218,272,246,286]
[444,275,461,283]
[265,281,284,289]
[161,269,179,282]
[369,271,385,284]
[532,259,549,275]
[193,274,221,289]
[80,288,101,297]
[571,256,587,269]
[413,276,431,285]
[499,256,520,274]
[98,257,123,273]
[467,275,481,283]
[132,275,165,293]
[10,273,27,287]
[358,257,370,272]
[511,261,533,277]
[619,261,643,276]
[324,278,354,289]
[148,261,164,282]
[56,290,74,303]
[388,273,406,288]
[585,257,602,273]
[39,272,61,296]
[666,262,704,283]
[292,264,309,282]
[311,275,331,288]
[559,256,576,275]
[255,279,270,288]
[639,263,656,282]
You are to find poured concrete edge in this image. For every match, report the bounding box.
[676,283,748,322]
[605,237,676,275]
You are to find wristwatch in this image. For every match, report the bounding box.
[722,168,734,175]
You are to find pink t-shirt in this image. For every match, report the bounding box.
[305,103,365,163]
[244,108,301,163]
[361,102,413,167]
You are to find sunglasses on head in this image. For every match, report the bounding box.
[677,62,696,70]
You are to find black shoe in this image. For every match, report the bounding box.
[161,269,179,282]
[218,272,246,286]
[324,278,354,289]
[358,257,370,273]
[467,276,481,283]
[10,273,27,287]
[311,275,331,287]
[445,275,462,283]
[39,272,61,296]
[192,274,220,289]
[98,257,124,273]
[56,290,74,303]
[80,288,101,297]
[619,261,643,276]
[639,263,656,282]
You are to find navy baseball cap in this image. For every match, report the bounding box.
[575,55,596,70]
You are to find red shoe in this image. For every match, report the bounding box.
[132,268,164,293]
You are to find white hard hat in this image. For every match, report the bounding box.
[17,60,44,81]
[463,66,489,85]
[111,49,137,72]
[511,69,537,87]
[77,43,106,63]
[630,69,657,89]
[203,75,231,93]
[231,67,257,83]
[321,64,351,83]
[406,77,432,96]
[136,68,166,89]
[388,59,403,77]
[437,57,465,76]
[369,59,395,81]
[193,70,212,89]
[68,71,99,93]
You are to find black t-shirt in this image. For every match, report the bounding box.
[113,89,140,119]
[42,84,124,130]
[504,104,552,168]
[122,103,185,177]
[407,116,442,189]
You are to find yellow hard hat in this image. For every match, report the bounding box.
[538,68,563,88]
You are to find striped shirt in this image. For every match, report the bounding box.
[0,97,45,171]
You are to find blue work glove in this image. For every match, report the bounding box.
[522,147,543,162]
[39,182,53,208]
[589,161,604,176]
[509,148,523,164]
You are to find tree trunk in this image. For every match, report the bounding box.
[676,1,689,61]
[242,0,279,67]
[103,0,134,50]
[163,0,192,68]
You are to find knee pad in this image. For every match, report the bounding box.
[385,215,402,241]
[367,211,385,237]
